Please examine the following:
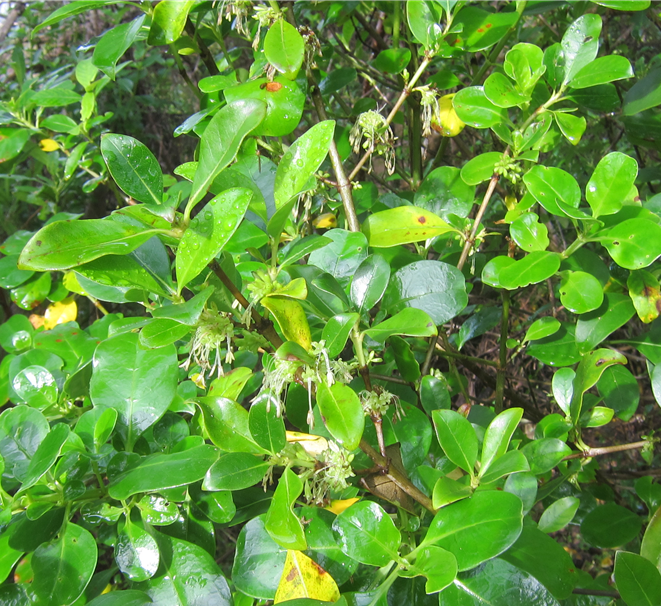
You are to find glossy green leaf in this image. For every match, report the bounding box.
[479,450,529,485]
[575,293,636,353]
[0,314,33,354]
[482,252,561,290]
[32,86,82,107]
[362,206,454,248]
[598,218,661,270]
[641,503,661,571]
[188,100,266,211]
[501,526,578,599]
[264,19,304,77]
[321,313,358,358]
[432,409,477,475]
[453,86,507,128]
[523,165,581,217]
[561,14,602,84]
[586,152,638,217]
[570,54,633,89]
[484,72,529,108]
[203,452,269,491]
[261,296,311,350]
[108,444,218,500]
[265,468,306,550]
[390,336,421,382]
[558,270,604,314]
[504,43,546,93]
[581,503,642,548]
[615,551,661,606]
[383,260,468,325]
[452,6,518,52]
[18,422,69,494]
[0,405,49,481]
[415,166,475,219]
[425,491,523,571]
[432,476,472,509]
[364,308,437,343]
[115,518,159,582]
[374,48,411,74]
[316,382,364,451]
[524,317,560,342]
[32,523,97,606]
[93,15,145,79]
[593,0,650,8]
[510,213,549,252]
[554,111,586,145]
[176,188,252,292]
[274,121,334,211]
[0,254,33,289]
[90,332,178,450]
[308,229,368,289]
[332,500,400,566]
[598,364,640,421]
[101,134,162,208]
[249,397,286,454]
[148,0,194,45]
[406,0,443,50]
[349,255,390,312]
[538,496,580,533]
[136,494,179,526]
[480,408,523,474]
[18,220,159,271]
[198,396,266,454]
[279,236,331,269]
[86,590,153,606]
[457,306,501,350]
[624,67,661,116]
[521,438,571,474]
[134,532,232,606]
[400,545,457,594]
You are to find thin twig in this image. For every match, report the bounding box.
[563,441,648,460]
[494,291,510,414]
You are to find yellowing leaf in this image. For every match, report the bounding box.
[313,213,337,229]
[286,431,328,457]
[63,272,86,295]
[432,94,465,137]
[43,298,77,330]
[274,550,340,604]
[29,314,45,329]
[261,296,311,349]
[39,138,59,152]
[325,498,360,515]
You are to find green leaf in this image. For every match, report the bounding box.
[641,503,661,570]
[0,314,33,354]
[316,382,364,451]
[108,444,218,500]
[101,134,163,208]
[0,129,30,163]
[152,286,214,325]
[364,308,437,343]
[140,319,190,349]
[198,396,266,454]
[406,0,443,50]
[383,260,468,326]
[432,409,477,475]
[415,166,475,219]
[362,206,455,247]
[10,272,51,310]
[501,526,578,599]
[0,405,49,481]
[17,422,69,494]
[558,270,604,314]
[484,72,529,108]
[322,313,358,358]
[86,590,153,606]
[570,54,633,89]
[479,450,529,484]
[135,532,231,606]
[510,212,549,252]
[390,336,421,383]
[265,468,306,550]
[581,503,642,548]
[273,121,335,210]
[425,491,523,571]
[280,236,331,269]
[561,14,602,84]
[349,255,390,313]
[137,494,180,526]
[615,551,661,606]
[18,220,159,271]
[593,0,650,9]
[524,317,560,342]
[554,111,586,145]
[482,252,561,290]
[203,452,270,490]
[432,477,473,509]
[308,229,368,289]
[32,1,120,35]
[147,0,195,45]
[461,152,504,186]
[521,438,571,474]
[261,297,312,350]
[523,165,581,217]
[575,293,636,353]
[249,397,286,455]
[480,408,524,474]
[457,306,502,350]
[264,19,305,77]
[332,501,401,566]
[538,496,580,533]
[504,43,546,94]
[625,67,661,116]
[94,407,118,450]
[90,332,178,450]
[32,523,97,606]
[115,518,159,582]
[176,187,252,292]
[93,15,145,80]
[188,99,266,211]
[598,365,640,421]
[453,86,507,128]
[452,6,518,52]
[400,545,457,594]
[374,48,411,74]
[598,218,661,270]
[586,152,638,217]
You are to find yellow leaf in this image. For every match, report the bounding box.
[43,298,77,330]
[261,296,311,350]
[432,94,465,137]
[325,498,360,515]
[63,272,86,295]
[274,550,340,604]
[29,314,45,329]
[313,213,337,229]
[286,431,328,457]
[39,138,59,152]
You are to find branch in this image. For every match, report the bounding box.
[185,19,220,76]
[0,2,24,46]
[563,441,648,460]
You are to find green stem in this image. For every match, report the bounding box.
[169,44,203,101]
[494,290,510,414]
[368,564,400,606]
[561,235,586,259]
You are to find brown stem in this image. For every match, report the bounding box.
[457,172,500,271]
[185,19,220,76]
[360,439,435,513]
[494,290,510,414]
[563,441,648,460]
[373,416,387,457]
[211,263,283,349]
[435,343,500,368]
[359,365,373,391]
[352,10,388,51]
[0,2,24,45]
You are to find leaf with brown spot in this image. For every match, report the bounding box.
[628,269,661,324]
[274,550,340,603]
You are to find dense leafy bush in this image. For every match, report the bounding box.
[1,1,661,604]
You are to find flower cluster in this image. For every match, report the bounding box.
[494,154,523,184]
[349,110,396,174]
[306,441,355,504]
[360,387,404,421]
